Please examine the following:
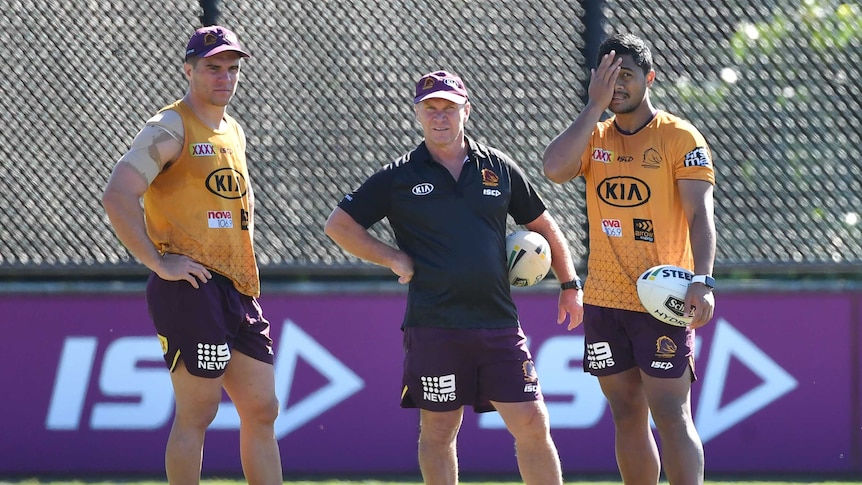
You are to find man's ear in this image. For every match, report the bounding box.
[464,102,471,121]
[646,69,656,87]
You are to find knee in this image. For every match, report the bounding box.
[419,415,461,448]
[176,400,220,430]
[506,404,552,443]
[243,395,280,426]
[649,399,693,432]
[605,390,650,425]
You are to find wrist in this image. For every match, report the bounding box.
[691,274,715,290]
[560,278,583,291]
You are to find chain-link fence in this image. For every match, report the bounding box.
[1,0,859,279]
[605,0,862,274]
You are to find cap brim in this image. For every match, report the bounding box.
[200,45,252,58]
[414,91,468,104]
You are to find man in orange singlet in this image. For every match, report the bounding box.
[102,26,283,485]
[543,33,716,484]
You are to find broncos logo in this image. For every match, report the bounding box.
[655,336,677,358]
[522,360,538,382]
[481,168,499,186]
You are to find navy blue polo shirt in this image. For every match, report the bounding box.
[338,137,547,329]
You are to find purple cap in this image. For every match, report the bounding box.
[185,26,251,61]
[413,70,469,104]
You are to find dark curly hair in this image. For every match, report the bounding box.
[598,33,653,75]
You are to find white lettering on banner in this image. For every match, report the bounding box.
[46,337,99,430]
[45,321,363,439]
[695,318,798,442]
[208,320,364,439]
[44,317,793,443]
[479,335,606,429]
[46,336,171,430]
[482,322,797,443]
[92,337,174,429]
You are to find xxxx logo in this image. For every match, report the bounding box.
[592,148,612,163]
[190,143,215,156]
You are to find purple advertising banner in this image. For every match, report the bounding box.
[0,288,859,476]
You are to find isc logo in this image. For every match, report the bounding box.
[483,189,501,197]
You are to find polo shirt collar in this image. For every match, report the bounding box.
[416,136,487,165]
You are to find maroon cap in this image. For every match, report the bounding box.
[185,26,251,61]
[414,70,468,104]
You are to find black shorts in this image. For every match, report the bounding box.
[582,304,696,379]
[146,272,274,378]
[400,326,542,413]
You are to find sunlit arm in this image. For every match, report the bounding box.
[524,211,585,329]
[324,207,414,284]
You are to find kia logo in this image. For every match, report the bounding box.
[206,168,248,199]
[412,183,434,196]
[597,176,650,208]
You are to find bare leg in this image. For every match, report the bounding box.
[165,364,223,485]
[643,368,704,485]
[418,408,463,485]
[493,400,563,485]
[598,368,661,485]
[223,351,283,485]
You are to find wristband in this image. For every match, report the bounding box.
[560,278,583,291]
[691,274,715,289]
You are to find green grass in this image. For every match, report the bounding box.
[0,478,859,485]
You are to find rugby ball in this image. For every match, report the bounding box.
[506,230,552,287]
[636,265,694,326]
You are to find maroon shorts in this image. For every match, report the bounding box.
[582,304,696,380]
[400,326,542,413]
[146,272,274,378]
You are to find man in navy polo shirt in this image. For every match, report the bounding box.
[325,70,584,484]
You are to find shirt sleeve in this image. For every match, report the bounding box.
[116,110,185,185]
[336,165,396,229]
[507,159,547,225]
[672,124,715,185]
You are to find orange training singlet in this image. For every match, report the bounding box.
[143,100,260,296]
[578,110,715,312]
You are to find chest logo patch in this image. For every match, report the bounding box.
[206,168,248,199]
[592,148,613,163]
[597,176,651,208]
[481,168,500,186]
[642,148,661,169]
[634,218,655,242]
[191,143,215,157]
[601,219,622,237]
[412,183,434,196]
